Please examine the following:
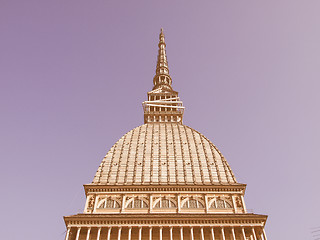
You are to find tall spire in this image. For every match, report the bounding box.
[142,29,184,124]
[153,28,173,91]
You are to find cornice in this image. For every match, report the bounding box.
[64,213,267,227]
[84,184,247,195]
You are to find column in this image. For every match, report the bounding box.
[149,195,153,213]
[118,227,122,240]
[241,195,247,212]
[139,227,142,240]
[262,228,268,240]
[210,227,215,240]
[231,196,237,213]
[252,227,257,240]
[94,195,99,213]
[200,227,205,240]
[177,194,181,213]
[221,227,226,240]
[190,227,194,240]
[106,227,111,240]
[205,195,209,213]
[86,227,91,240]
[65,227,71,240]
[180,227,184,240]
[128,227,132,240]
[231,227,236,240]
[121,195,126,212]
[149,227,152,240]
[97,227,101,240]
[170,227,173,240]
[241,227,246,240]
[75,227,81,240]
[159,227,163,240]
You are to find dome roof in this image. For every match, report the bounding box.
[92,123,237,185]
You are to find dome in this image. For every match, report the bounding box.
[92,123,237,185]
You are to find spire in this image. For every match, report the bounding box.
[142,29,185,124]
[153,28,173,91]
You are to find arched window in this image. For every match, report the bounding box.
[97,198,120,209]
[182,198,204,209]
[126,198,148,209]
[154,198,176,208]
[210,199,232,209]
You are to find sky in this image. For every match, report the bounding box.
[1,1,320,239]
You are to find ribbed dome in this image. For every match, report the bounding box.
[93,123,237,185]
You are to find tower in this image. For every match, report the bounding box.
[64,29,268,240]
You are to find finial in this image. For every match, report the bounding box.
[159,28,165,45]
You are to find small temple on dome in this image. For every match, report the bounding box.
[63,28,268,240]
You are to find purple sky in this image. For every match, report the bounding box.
[1,1,320,239]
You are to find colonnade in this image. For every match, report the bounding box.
[65,226,267,240]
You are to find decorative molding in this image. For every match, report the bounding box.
[64,214,268,227]
[84,192,247,214]
[84,184,246,195]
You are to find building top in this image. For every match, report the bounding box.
[64,29,268,240]
[92,29,237,186]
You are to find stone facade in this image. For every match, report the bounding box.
[63,29,268,240]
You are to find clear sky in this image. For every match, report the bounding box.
[1,1,320,239]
